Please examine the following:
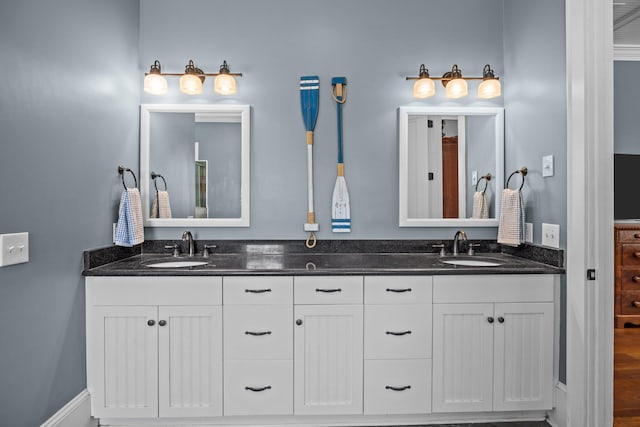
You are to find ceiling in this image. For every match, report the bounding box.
[615,0,640,44]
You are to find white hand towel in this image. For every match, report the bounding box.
[497,188,524,247]
[151,190,172,218]
[472,191,489,219]
[115,188,144,247]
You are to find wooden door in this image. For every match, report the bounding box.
[442,136,459,218]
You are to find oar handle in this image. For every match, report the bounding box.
[337,102,343,164]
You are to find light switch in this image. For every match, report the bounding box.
[525,223,533,243]
[0,232,29,267]
[542,155,554,177]
[541,223,560,248]
[472,170,478,186]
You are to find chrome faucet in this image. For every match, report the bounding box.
[182,230,194,257]
[452,230,468,256]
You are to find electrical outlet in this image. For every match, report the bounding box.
[542,155,554,177]
[0,232,29,267]
[113,223,117,244]
[525,223,533,243]
[541,223,560,248]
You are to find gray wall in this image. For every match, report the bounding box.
[614,61,640,154]
[503,0,567,383]
[0,1,140,425]
[140,0,506,241]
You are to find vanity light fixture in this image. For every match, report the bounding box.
[406,63,501,99]
[143,59,243,96]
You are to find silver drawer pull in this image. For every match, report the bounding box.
[245,331,272,336]
[386,330,412,336]
[245,288,271,294]
[385,385,411,391]
[315,288,342,293]
[385,288,412,293]
[245,386,272,392]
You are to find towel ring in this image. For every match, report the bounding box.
[475,173,492,194]
[505,167,528,191]
[118,166,138,190]
[151,172,167,192]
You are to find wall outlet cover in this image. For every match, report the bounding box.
[0,232,29,267]
[525,223,533,243]
[541,223,560,248]
[542,155,554,177]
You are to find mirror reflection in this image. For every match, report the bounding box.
[399,106,504,227]
[140,104,250,227]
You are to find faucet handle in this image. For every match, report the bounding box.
[432,244,446,257]
[467,243,480,256]
[202,244,217,257]
[165,244,180,257]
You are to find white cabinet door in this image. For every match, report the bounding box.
[294,305,363,415]
[158,306,222,417]
[92,306,158,418]
[493,302,554,411]
[432,303,494,413]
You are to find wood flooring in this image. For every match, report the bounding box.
[615,327,640,427]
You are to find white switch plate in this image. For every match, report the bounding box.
[541,223,560,248]
[0,232,29,267]
[472,170,478,185]
[525,223,533,243]
[542,155,554,177]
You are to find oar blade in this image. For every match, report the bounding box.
[332,176,351,233]
[300,75,319,132]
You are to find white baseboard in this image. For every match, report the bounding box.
[547,382,567,427]
[41,389,97,427]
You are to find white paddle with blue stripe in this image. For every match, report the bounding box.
[300,76,320,248]
[331,77,350,232]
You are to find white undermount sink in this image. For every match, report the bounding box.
[145,260,209,268]
[440,258,503,267]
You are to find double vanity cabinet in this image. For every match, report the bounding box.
[85,271,558,425]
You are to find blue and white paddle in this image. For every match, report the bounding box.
[331,77,351,233]
[300,76,320,248]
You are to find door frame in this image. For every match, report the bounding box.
[565,0,614,426]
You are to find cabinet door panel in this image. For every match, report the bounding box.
[92,306,158,418]
[432,303,494,413]
[294,305,363,415]
[493,302,554,411]
[158,306,222,417]
[224,305,293,360]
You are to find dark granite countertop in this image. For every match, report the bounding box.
[83,240,564,277]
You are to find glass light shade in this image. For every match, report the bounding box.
[214,73,237,95]
[478,79,501,99]
[144,73,168,95]
[445,78,468,99]
[413,78,435,98]
[179,74,203,95]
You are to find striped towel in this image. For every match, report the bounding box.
[472,191,489,219]
[151,190,172,218]
[115,188,144,247]
[497,188,525,247]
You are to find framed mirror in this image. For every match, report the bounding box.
[140,104,250,227]
[399,106,504,227]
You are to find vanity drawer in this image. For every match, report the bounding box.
[617,229,640,243]
[223,276,293,305]
[364,305,431,359]
[433,275,554,303]
[620,271,640,290]
[622,245,640,266]
[364,359,431,414]
[364,276,432,304]
[224,306,293,359]
[294,276,363,304]
[620,292,640,315]
[224,360,293,416]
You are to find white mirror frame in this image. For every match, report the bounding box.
[398,106,504,227]
[140,103,251,227]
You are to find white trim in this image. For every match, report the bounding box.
[40,389,96,427]
[565,0,614,426]
[613,44,640,61]
[548,382,567,427]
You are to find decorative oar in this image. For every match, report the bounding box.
[300,76,320,248]
[331,77,350,233]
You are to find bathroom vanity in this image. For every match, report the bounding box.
[83,241,562,426]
